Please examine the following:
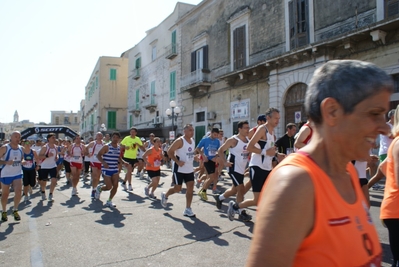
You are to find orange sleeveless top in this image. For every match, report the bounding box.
[268,153,382,266]
[145,147,163,171]
[381,136,399,219]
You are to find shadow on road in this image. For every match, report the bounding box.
[26,200,52,218]
[121,192,146,204]
[381,242,393,266]
[0,222,19,241]
[60,196,86,208]
[94,208,132,228]
[163,213,229,246]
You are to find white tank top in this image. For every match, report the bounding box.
[1,144,23,178]
[249,126,275,171]
[227,135,249,175]
[70,144,83,163]
[89,142,104,163]
[41,144,57,169]
[173,137,195,174]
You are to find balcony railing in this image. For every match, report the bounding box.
[133,68,140,80]
[165,43,178,59]
[180,69,211,88]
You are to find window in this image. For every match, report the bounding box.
[289,0,309,49]
[392,73,399,93]
[110,68,117,80]
[135,90,140,109]
[107,111,116,129]
[385,0,399,18]
[233,25,246,70]
[170,71,176,100]
[152,46,157,61]
[150,81,156,105]
[191,45,208,72]
[196,111,205,122]
[129,115,133,128]
[95,76,98,88]
[135,57,141,69]
[74,117,78,124]
[171,30,177,54]
[64,117,70,124]
[55,116,59,124]
[90,114,94,126]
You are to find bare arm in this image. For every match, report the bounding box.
[217,137,236,167]
[142,148,153,165]
[96,145,109,167]
[167,138,184,166]
[247,126,276,157]
[392,141,399,186]
[246,166,314,266]
[0,146,11,165]
[38,145,47,160]
[294,127,311,149]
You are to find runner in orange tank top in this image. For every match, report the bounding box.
[142,137,163,199]
[380,106,399,266]
[246,60,394,266]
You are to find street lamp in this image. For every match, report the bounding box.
[99,123,107,134]
[165,100,181,140]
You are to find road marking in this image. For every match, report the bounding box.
[29,215,44,267]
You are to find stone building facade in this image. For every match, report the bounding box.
[125,2,195,139]
[80,56,128,140]
[176,0,399,139]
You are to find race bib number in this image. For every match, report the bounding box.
[12,161,21,167]
[24,161,33,168]
[154,160,161,167]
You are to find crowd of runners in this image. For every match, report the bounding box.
[1,60,399,265]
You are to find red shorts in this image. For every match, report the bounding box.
[70,162,83,169]
[90,162,102,169]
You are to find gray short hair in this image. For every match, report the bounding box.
[305,60,394,125]
[388,109,395,119]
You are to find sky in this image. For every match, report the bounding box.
[0,0,202,124]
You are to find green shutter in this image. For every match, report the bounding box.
[110,69,116,80]
[172,30,177,53]
[96,76,98,88]
[90,114,94,126]
[135,90,140,109]
[170,71,176,100]
[129,115,132,128]
[151,81,155,105]
[107,111,116,129]
[135,58,141,69]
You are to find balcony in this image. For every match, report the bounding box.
[130,107,141,117]
[133,68,140,80]
[165,43,178,59]
[180,69,211,97]
[144,100,157,113]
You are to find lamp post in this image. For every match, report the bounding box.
[165,100,181,140]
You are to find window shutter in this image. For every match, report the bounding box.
[203,45,209,70]
[170,72,176,99]
[386,0,399,18]
[135,90,140,109]
[172,30,177,53]
[107,111,116,129]
[233,26,246,70]
[289,0,296,49]
[135,58,141,69]
[191,51,196,72]
[151,81,155,105]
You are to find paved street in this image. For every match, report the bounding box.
[0,168,395,267]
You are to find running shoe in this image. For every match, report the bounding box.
[91,190,95,199]
[13,210,21,221]
[135,173,140,178]
[121,183,127,191]
[128,184,133,191]
[195,179,201,189]
[149,194,157,199]
[1,211,7,222]
[239,210,252,222]
[24,195,30,203]
[144,186,149,197]
[160,192,168,208]
[71,187,78,196]
[183,208,196,217]
[95,185,102,199]
[48,194,54,202]
[41,192,47,200]
[105,200,116,208]
[198,190,208,201]
[227,201,236,221]
[213,194,223,209]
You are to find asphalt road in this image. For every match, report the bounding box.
[0,168,394,267]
